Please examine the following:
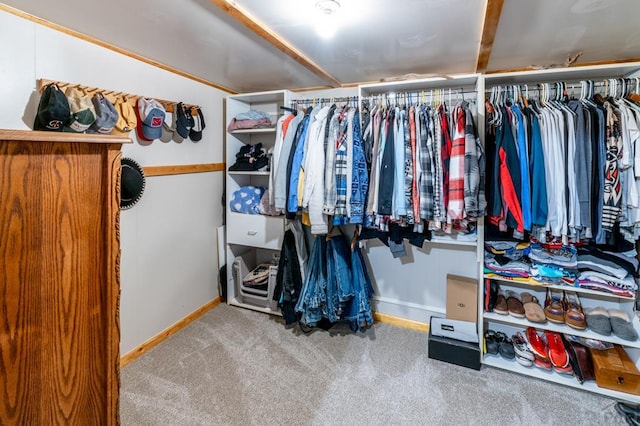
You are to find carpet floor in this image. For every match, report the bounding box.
[120,304,627,425]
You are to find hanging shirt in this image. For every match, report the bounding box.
[392,107,407,218]
[511,104,532,231]
[602,101,623,233]
[448,103,466,221]
[350,108,368,224]
[287,108,313,215]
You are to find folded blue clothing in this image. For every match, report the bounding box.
[529,244,577,267]
[230,186,265,214]
[235,109,271,121]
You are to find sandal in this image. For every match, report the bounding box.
[520,292,546,323]
[484,329,499,355]
[495,331,515,359]
[563,291,586,330]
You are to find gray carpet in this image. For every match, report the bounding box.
[121,304,626,425]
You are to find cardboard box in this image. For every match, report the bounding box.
[428,317,481,370]
[446,274,478,323]
[590,345,640,395]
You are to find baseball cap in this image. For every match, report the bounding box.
[112,98,137,136]
[175,102,194,138]
[87,93,118,134]
[34,83,70,132]
[136,98,166,141]
[64,87,96,133]
[189,107,206,142]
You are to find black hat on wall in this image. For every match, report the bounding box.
[33,84,70,131]
[121,157,146,210]
[175,102,194,138]
[189,107,206,141]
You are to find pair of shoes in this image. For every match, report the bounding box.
[564,291,587,330]
[544,330,571,373]
[543,288,586,329]
[485,279,499,312]
[525,327,552,370]
[487,330,515,359]
[521,292,546,323]
[615,402,640,426]
[585,308,639,340]
[493,290,525,318]
[511,332,534,367]
[524,327,571,374]
[484,329,499,355]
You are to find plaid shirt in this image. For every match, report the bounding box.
[350,108,369,224]
[439,105,452,221]
[463,103,486,219]
[333,108,350,224]
[403,108,415,225]
[447,103,466,221]
[432,107,444,224]
[419,106,435,220]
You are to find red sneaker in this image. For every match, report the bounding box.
[525,327,548,359]
[544,330,569,368]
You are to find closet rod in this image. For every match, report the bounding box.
[486,79,637,91]
[291,96,357,105]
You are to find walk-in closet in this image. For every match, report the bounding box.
[1,0,640,424]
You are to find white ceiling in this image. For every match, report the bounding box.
[2,0,639,93]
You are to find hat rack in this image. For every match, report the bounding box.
[37,79,201,115]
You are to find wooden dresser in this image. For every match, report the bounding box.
[0,130,131,425]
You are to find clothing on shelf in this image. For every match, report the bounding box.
[486,80,640,246]
[364,97,485,237]
[269,102,369,232]
[227,109,273,132]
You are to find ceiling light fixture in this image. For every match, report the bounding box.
[315,0,341,39]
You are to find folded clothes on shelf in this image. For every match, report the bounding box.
[229,143,269,171]
[227,109,273,132]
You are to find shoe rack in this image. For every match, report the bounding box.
[481,63,640,404]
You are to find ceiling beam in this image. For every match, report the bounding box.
[476,0,505,73]
[211,0,342,88]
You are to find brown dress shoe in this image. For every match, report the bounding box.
[544,288,565,323]
[564,291,586,330]
[494,294,509,315]
[506,291,525,318]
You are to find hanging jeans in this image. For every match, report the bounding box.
[296,237,327,326]
[342,248,374,331]
[326,235,354,322]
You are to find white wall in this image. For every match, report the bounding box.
[0,10,226,354]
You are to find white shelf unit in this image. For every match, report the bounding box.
[357,74,487,334]
[224,90,295,315]
[482,62,640,403]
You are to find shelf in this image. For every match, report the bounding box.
[484,274,636,301]
[483,312,640,349]
[228,297,282,317]
[228,170,270,176]
[428,238,477,247]
[482,355,640,403]
[229,127,276,134]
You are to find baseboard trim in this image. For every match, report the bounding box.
[120,297,221,367]
[373,312,430,333]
